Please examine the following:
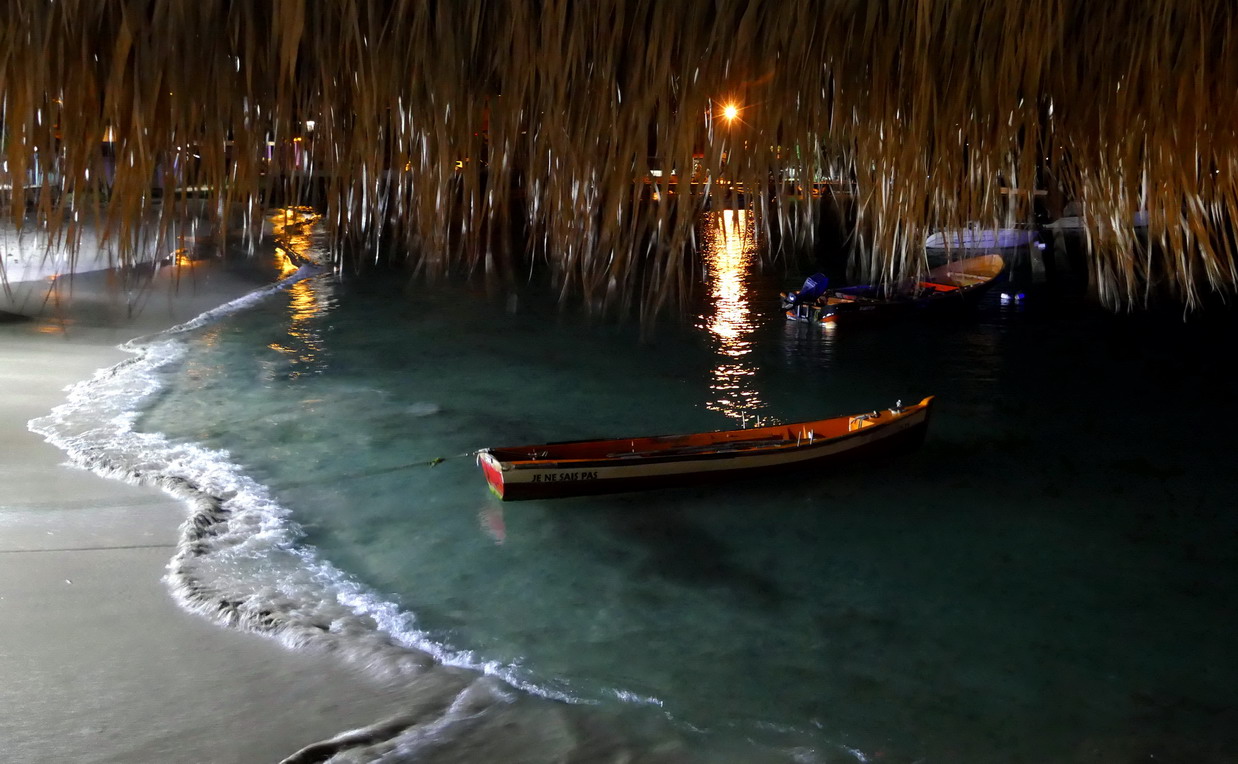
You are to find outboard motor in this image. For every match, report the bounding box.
[781,273,828,310]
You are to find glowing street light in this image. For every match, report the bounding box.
[722,102,739,123]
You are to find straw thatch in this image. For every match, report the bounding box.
[3,1,1236,313]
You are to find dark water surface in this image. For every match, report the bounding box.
[122,212,1238,762]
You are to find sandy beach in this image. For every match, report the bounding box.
[0,259,416,763]
[1,225,681,764]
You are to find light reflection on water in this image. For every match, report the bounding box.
[270,205,326,274]
[264,207,334,379]
[778,310,839,372]
[696,209,767,424]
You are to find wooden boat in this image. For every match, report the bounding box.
[477,397,934,500]
[783,254,1004,326]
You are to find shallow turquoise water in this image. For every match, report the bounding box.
[125,214,1238,761]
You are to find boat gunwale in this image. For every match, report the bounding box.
[480,397,934,471]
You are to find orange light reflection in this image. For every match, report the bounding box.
[697,210,765,424]
[265,207,332,378]
[269,206,324,275]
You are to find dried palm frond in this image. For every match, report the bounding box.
[2,0,1236,313]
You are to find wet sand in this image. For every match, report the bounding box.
[0,262,415,763]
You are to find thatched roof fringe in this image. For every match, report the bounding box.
[3,0,1237,310]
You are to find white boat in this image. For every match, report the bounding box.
[925,225,1041,251]
[1046,211,1149,232]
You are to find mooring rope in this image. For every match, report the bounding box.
[276,450,480,490]
[364,450,479,474]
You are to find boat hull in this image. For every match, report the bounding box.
[784,255,1004,326]
[794,296,914,326]
[478,399,933,500]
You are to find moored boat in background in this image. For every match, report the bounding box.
[477,397,934,500]
[783,254,1005,326]
[924,224,1044,270]
[924,225,1040,251]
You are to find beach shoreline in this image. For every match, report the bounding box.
[0,260,418,763]
[0,245,774,764]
